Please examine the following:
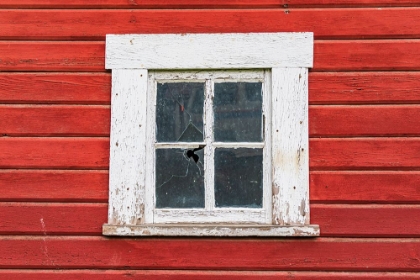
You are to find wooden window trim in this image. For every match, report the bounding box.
[103,32,320,237]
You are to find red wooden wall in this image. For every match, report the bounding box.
[1,0,420,279]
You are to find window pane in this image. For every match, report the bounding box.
[214,82,263,142]
[155,148,205,208]
[214,148,263,208]
[156,83,204,142]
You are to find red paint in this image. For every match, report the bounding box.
[2,0,420,8]
[0,73,111,104]
[0,170,108,202]
[310,105,420,137]
[0,237,420,270]
[1,270,419,280]
[1,203,420,237]
[309,72,420,105]
[310,171,420,203]
[1,0,419,277]
[1,9,420,40]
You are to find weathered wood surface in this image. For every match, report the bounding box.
[310,105,420,137]
[106,33,313,69]
[3,41,420,72]
[108,69,147,226]
[0,170,108,202]
[0,237,419,270]
[0,73,110,104]
[2,72,420,105]
[2,9,420,40]
[1,203,420,237]
[0,138,109,169]
[0,105,110,136]
[1,171,419,203]
[1,270,420,280]
[1,0,420,276]
[2,105,420,136]
[272,68,309,225]
[2,0,420,8]
[310,138,420,170]
[310,171,420,203]
[309,72,420,104]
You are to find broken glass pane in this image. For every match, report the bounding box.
[156,82,204,142]
[155,148,205,208]
[214,148,263,208]
[214,82,263,142]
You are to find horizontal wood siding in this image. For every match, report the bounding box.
[1,270,420,280]
[1,0,419,278]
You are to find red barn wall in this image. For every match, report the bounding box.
[1,1,420,279]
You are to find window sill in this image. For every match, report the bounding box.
[103,224,320,237]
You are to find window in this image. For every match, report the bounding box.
[103,33,319,236]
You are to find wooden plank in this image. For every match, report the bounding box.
[0,73,110,104]
[272,68,309,226]
[309,72,420,105]
[2,0,420,8]
[1,270,420,280]
[311,204,420,237]
[1,0,420,8]
[310,105,420,137]
[2,72,420,105]
[0,170,108,202]
[0,203,106,235]
[1,203,419,237]
[310,138,420,170]
[2,105,419,137]
[314,40,420,71]
[0,0,287,8]
[1,138,420,170]
[0,42,104,72]
[0,237,419,270]
[0,105,110,136]
[2,9,420,40]
[2,41,420,72]
[0,138,109,169]
[108,69,148,226]
[311,171,420,203]
[106,33,312,69]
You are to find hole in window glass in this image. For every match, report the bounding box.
[155,148,205,208]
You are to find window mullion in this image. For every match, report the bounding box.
[204,79,215,211]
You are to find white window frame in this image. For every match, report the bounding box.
[103,33,320,237]
[147,70,270,224]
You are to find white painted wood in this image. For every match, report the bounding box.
[262,70,273,224]
[204,79,215,211]
[103,224,320,237]
[155,142,206,149]
[150,70,265,81]
[104,35,318,236]
[271,67,309,226]
[154,209,267,224]
[212,142,264,148]
[108,69,148,225]
[106,33,313,70]
[144,72,157,224]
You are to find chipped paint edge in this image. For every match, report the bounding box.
[103,224,320,237]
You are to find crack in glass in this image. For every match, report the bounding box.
[156,82,204,142]
[155,148,205,208]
